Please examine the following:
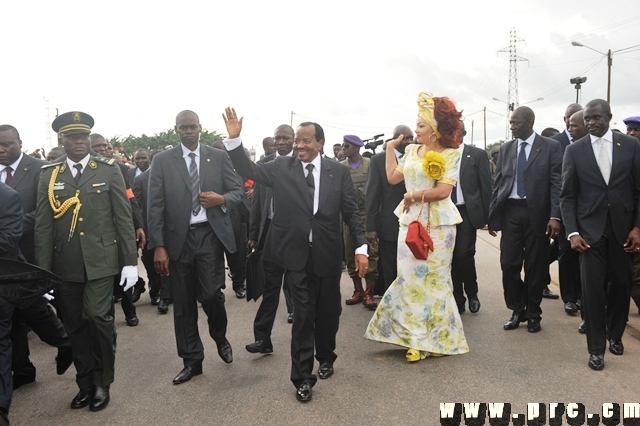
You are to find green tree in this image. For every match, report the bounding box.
[485,140,506,156]
[110,129,226,156]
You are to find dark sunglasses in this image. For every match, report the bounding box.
[342,143,351,148]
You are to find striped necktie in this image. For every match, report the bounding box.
[188,152,201,215]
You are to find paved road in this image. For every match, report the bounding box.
[10,231,640,425]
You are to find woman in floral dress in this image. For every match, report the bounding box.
[365,93,469,361]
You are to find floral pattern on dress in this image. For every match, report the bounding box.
[364,144,469,356]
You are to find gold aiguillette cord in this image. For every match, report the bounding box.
[47,165,82,241]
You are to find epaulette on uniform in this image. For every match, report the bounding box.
[41,162,64,169]
[94,156,116,166]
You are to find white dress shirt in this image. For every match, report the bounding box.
[66,154,90,178]
[508,132,535,199]
[0,152,22,183]
[589,129,613,169]
[181,143,208,225]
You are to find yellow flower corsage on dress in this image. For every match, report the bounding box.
[422,151,446,180]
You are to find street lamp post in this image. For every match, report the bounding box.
[571,41,640,104]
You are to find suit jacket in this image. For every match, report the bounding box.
[132,169,150,233]
[560,132,640,245]
[458,144,492,229]
[7,155,48,262]
[0,182,23,261]
[489,134,563,236]
[147,144,244,260]
[127,168,137,188]
[364,152,405,241]
[249,153,276,244]
[552,130,571,152]
[34,157,137,281]
[228,145,366,277]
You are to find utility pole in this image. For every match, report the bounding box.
[483,107,487,150]
[290,111,294,127]
[470,120,474,146]
[43,97,52,150]
[498,28,528,139]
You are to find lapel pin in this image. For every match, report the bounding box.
[207,158,211,162]
[24,167,28,171]
[466,154,471,158]
[617,143,621,146]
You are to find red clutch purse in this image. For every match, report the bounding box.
[405,192,433,260]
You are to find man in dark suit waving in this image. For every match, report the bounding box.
[147,110,244,385]
[560,99,640,371]
[222,108,367,403]
[489,106,563,333]
[451,122,492,314]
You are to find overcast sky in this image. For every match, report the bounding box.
[2,1,639,156]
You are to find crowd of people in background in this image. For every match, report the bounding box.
[1,95,640,423]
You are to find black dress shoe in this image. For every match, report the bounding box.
[245,340,273,354]
[609,340,624,356]
[172,365,202,385]
[131,284,145,303]
[151,296,160,306]
[158,299,169,314]
[542,288,559,299]
[12,373,35,390]
[503,313,527,330]
[125,316,139,327]
[457,305,466,314]
[564,302,578,315]
[287,313,294,324]
[296,383,312,402]
[588,354,604,370]
[469,298,481,313]
[527,318,541,333]
[578,320,586,334]
[318,362,334,379]
[235,288,246,299]
[56,346,74,375]
[217,340,233,363]
[90,386,110,412]
[71,387,93,409]
[576,299,582,310]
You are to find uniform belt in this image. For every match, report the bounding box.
[189,221,209,230]
[507,198,528,207]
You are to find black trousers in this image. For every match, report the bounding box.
[580,215,632,355]
[11,297,71,379]
[253,259,293,343]
[112,276,136,320]
[499,201,549,320]
[375,238,398,295]
[58,277,115,389]
[452,205,479,308]
[224,213,247,292]
[170,225,227,368]
[141,247,161,299]
[558,224,581,304]
[287,250,341,388]
[0,298,13,412]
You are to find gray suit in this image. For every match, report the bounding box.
[147,144,244,368]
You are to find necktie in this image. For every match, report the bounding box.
[188,152,201,215]
[451,185,457,204]
[516,141,527,198]
[305,164,315,205]
[597,138,611,184]
[4,167,12,184]
[73,164,83,185]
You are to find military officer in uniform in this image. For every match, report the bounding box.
[341,135,379,309]
[35,111,138,412]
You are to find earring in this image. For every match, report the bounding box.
[429,134,437,143]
